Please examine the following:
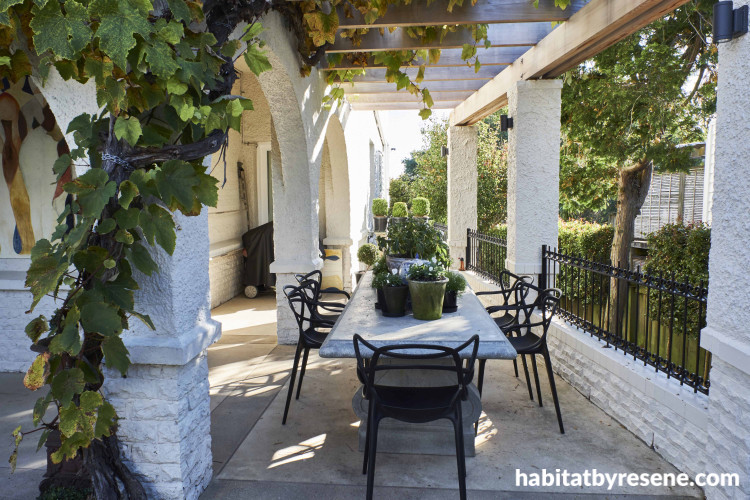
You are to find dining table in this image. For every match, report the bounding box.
[319,271,517,456]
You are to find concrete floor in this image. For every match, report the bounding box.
[0,293,703,499]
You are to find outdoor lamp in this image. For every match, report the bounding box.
[713,1,749,43]
[500,115,513,131]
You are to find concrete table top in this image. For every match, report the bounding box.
[319,271,517,359]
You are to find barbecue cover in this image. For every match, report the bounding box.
[242,222,275,287]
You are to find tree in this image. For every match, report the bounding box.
[394,112,508,231]
[389,174,412,209]
[561,0,716,332]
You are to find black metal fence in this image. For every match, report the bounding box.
[541,246,710,394]
[465,228,508,285]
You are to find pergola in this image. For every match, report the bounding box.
[327,0,688,123]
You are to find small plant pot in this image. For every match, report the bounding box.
[373,216,388,233]
[390,217,407,225]
[408,278,448,320]
[413,216,430,223]
[442,290,458,313]
[355,271,365,284]
[382,285,408,317]
[375,287,386,310]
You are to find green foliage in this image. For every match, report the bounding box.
[377,218,449,268]
[558,220,614,262]
[445,270,467,295]
[373,269,403,288]
[410,197,430,217]
[397,112,508,231]
[388,176,411,210]
[644,223,710,337]
[357,243,379,268]
[372,198,388,217]
[406,259,446,282]
[391,201,408,218]
[3,0,272,473]
[37,486,92,500]
[372,254,387,275]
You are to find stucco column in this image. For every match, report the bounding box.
[506,80,562,284]
[447,125,478,268]
[701,5,750,498]
[103,209,219,500]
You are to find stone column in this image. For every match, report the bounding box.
[103,209,220,500]
[701,5,750,498]
[446,125,478,268]
[505,80,562,285]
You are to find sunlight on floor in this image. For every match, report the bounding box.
[269,433,327,469]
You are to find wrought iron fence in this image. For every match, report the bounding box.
[465,228,508,285]
[541,246,710,394]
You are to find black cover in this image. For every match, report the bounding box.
[242,222,275,287]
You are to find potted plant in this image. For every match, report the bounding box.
[391,201,408,225]
[380,270,408,317]
[443,271,466,313]
[371,269,388,311]
[411,197,430,221]
[406,258,448,320]
[376,218,450,274]
[372,198,388,232]
[356,243,378,284]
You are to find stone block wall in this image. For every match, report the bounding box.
[208,249,244,309]
[0,288,57,372]
[103,352,212,500]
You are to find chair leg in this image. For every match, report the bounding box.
[477,359,486,397]
[365,414,379,500]
[543,345,565,434]
[362,398,373,475]
[530,354,543,407]
[512,358,519,377]
[520,354,534,401]
[295,347,310,400]
[454,408,467,500]
[282,342,303,425]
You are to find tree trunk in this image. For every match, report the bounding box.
[608,160,652,336]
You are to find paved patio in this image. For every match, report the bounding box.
[0,293,703,499]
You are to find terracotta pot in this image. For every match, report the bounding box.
[442,290,458,313]
[382,285,408,317]
[408,278,448,320]
[373,216,388,233]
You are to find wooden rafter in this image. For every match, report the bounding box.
[337,0,587,29]
[323,46,525,70]
[348,91,474,103]
[347,66,499,82]
[343,80,489,94]
[328,22,555,53]
[350,101,463,110]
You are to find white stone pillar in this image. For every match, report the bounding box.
[103,209,220,500]
[447,125,478,268]
[701,4,750,498]
[505,80,562,285]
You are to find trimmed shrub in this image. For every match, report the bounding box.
[392,201,408,218]
[558,219,613,262]
[357,243,379,269]
[445,270,467,294]
[411,197,430,217]
[372,198,388,217]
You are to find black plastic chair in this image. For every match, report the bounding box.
[475,271,534,380]
[353,334,479,500]
[295,269,350,323]
[478,288,565,434]
[281,282,336,425]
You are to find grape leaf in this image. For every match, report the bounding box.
[50,368,85,406]
[24,353,50,391]
[80,302,122,337]
[91,0,153,68]
[25,315,48,343]
[49,306,82,355]
[243,45,272,76]
[127,242,158,276]
[113,116,142,146]
[145,39,179,79]
[139,204,176,254]
[155,159,199,210]
[102,336,130,374]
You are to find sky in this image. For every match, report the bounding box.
[380,109,450,179]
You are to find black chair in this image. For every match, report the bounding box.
[295,269,350,323]
[353,334,479,500]
[478,288,565,434]
[475,271,533,380]
[281,282,336,425]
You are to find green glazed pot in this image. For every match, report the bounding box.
[408,278,448,320]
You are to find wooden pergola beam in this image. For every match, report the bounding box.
[337,0,586,29]
[323,47,525,70]
[328,22,554,53]
[347,66,499,82]
[343,79,489,94]
[348,91,474,103]
[451,0,690,125]
[350,101,463,110]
